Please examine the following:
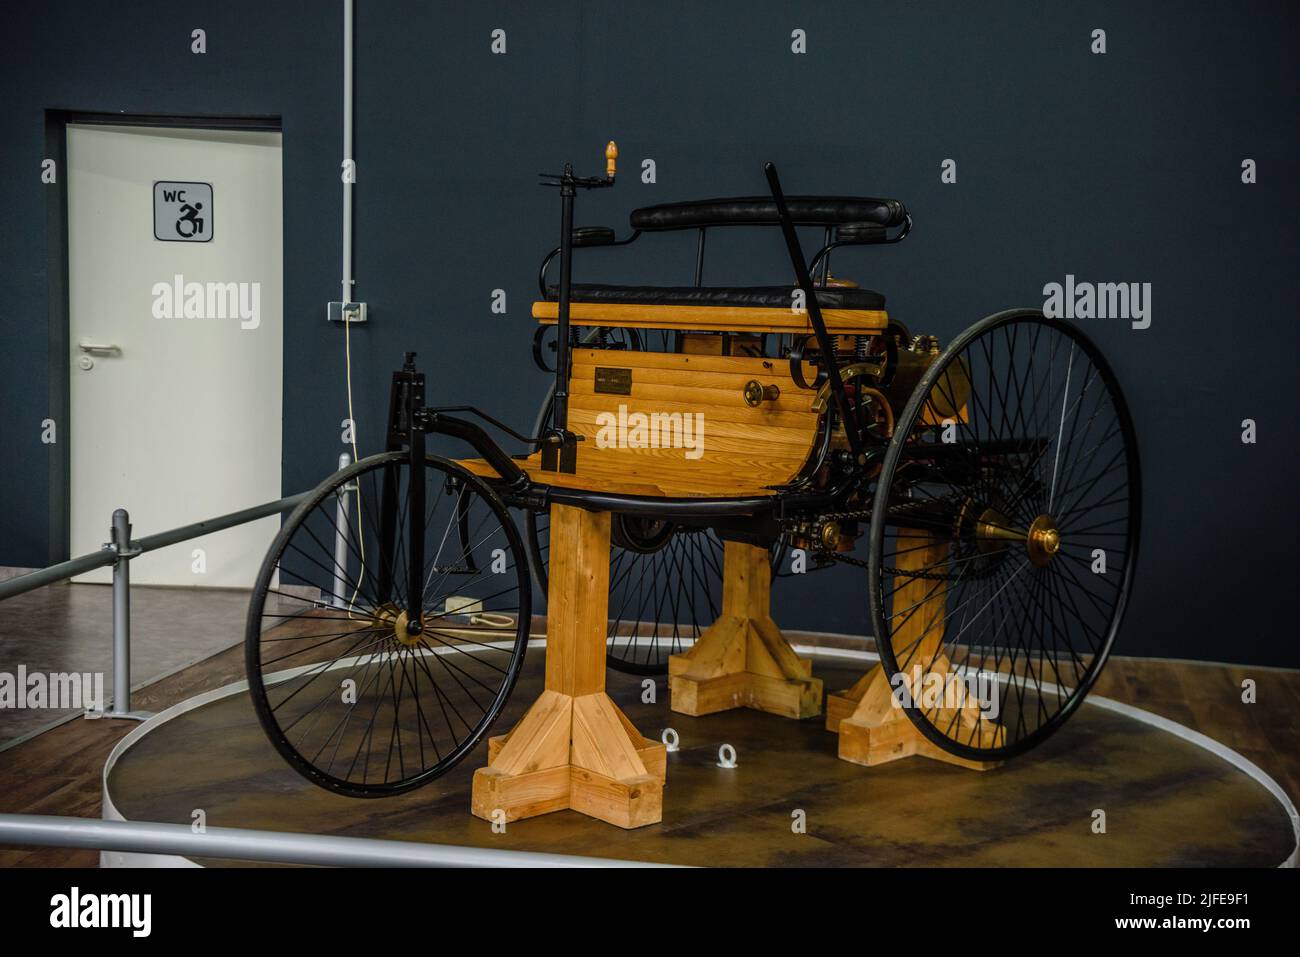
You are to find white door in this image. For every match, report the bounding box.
[67,123,283,587]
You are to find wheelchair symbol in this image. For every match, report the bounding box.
[176,202,205,238]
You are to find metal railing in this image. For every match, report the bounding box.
[0,456,668,868]
[0,461,352,718]
[0,814,660,867]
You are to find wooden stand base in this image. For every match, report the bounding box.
[829,530,1003,772]
[473,689,666,828]
[826,660,1002,771]
[669,540,822,719]
[470,505,665,829]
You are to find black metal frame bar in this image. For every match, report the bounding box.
[533,216,909,305]
[534,162,618,473]
[537,231,642,298]
[807,214,912,278]
[374,160,934,630]
[764,163,863,461]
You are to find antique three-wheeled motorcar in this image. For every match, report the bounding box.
[243,143,1139,827]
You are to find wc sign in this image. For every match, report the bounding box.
[153,181,213,242]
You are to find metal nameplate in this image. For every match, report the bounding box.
[594,367,632,395]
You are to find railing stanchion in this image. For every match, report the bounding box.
[0,486,315,719]
[101,508,151,722]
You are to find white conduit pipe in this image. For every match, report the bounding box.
[341,0,354,304]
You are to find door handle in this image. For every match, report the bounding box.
[78,339,122,355]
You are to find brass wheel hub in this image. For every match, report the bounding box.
[1026,514,1062,567]
[373,604,424,647]
[971,506,1014,555]
[970,507,1061,567]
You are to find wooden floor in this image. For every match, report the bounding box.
[2,632,1296,867]
[106,651,1294,867]
[0,582,256,747]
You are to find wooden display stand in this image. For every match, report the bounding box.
[471,505,666,828]
[827,530,1004,770]
[669,540,822,719]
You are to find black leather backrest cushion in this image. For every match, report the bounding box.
[543,283,886,311]
[571,226,615,247]
[629,196,908,231]
[836,222,888,244]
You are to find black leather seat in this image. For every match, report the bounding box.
[629,196,908,232]
[545,283,885,311]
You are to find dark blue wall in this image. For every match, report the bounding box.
[3,1,1297,666]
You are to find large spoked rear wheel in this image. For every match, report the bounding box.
[245,452,531,797]
[869,309,1140,762]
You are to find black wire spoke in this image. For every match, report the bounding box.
[1040,563,1102,667]
[354,467,398,604]
[605,550,635,656]
[419,485,488,605]
[1024,567,1090,684]
[412,638,505,700]
[398,647,433,771]
[889,556,994,670]
[1053,445,1129,525]
[631,548,667,668]
[280,539,383,613]
[1051,556,1122,631]
[279,640,394,749]
[598,524,727,674]
[420,644,489,727]
[1047,365,1104,506]
[665,535,704,659]
[260,623,390,642]
[301,496,386,610]
[998,382,1094,521]
[313,648,396,773]
[675,538,705,655]
[627,550,659,664]
[314,644,390,777]
[261,594,369,620]
[285,651,393,765]
[642,549,670,667]
[267,629,394,718]
[912,554,1019,739]
[388,472,415,609]
[408,647,470,745]
[1010,573,1058,726]
[870,313,1138,759]
[532,509,728,674]
[246,453,529,795]
[259,623,391,669]
[650,544,675,664]
[350,651,399,785]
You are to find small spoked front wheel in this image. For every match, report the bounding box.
[245,452,531,797]
[869,309,1140,762]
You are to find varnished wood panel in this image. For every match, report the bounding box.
[459,349,825,497]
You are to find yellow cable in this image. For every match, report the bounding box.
[344,306,366,615]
